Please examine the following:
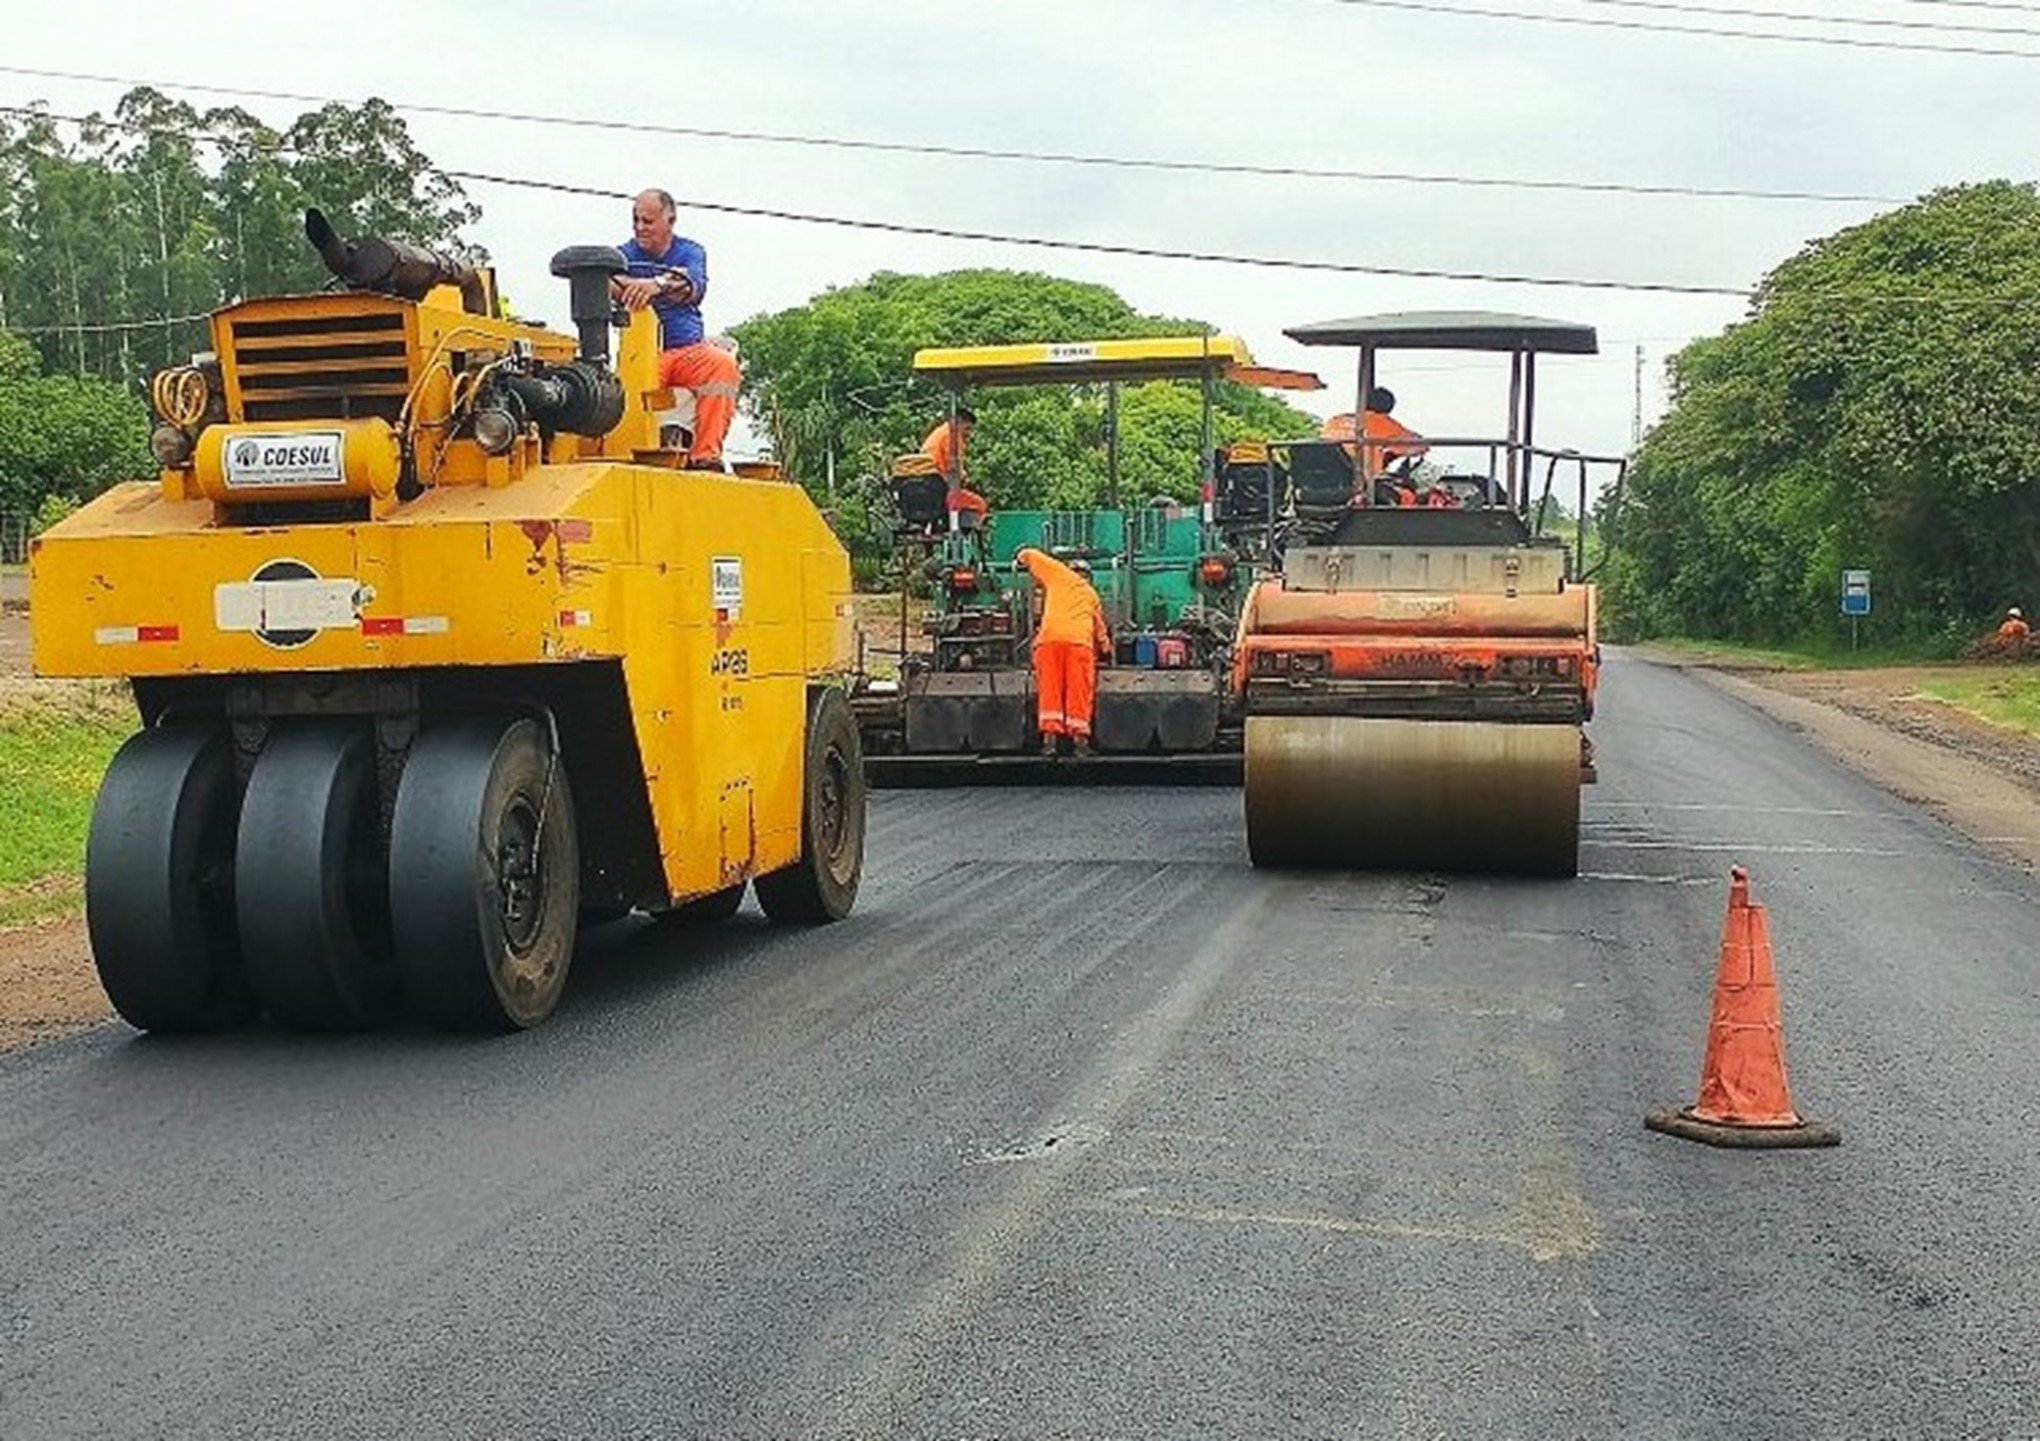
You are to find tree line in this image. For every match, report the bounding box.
[1602,182,2040,650]
[0,88,478,521]
[731,268,1316,566]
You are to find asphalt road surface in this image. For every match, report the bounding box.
[4,651,2038,1440]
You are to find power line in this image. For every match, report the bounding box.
[1301,0,2040,56]
[4,312,209,337]
[1897,0,2040,13]
[5,100,2029,313]
[0,67,1908,207]
[0,100,1759,298]
[1515,0,2040,39]
[446,169,1754,297]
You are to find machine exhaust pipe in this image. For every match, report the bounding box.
[304,207,489,315]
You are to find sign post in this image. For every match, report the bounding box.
[1840,569,1872,651]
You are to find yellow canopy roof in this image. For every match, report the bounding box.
[911,334,1322,390]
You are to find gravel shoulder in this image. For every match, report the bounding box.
[1630,648,2040,872]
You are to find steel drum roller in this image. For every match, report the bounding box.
[1244,715,1581,876]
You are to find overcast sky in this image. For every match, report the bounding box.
[3,0,2034,466]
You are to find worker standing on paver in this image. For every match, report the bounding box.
[1016,546,1112,757]
[1998,607,2030,641]
[920,407,988,524]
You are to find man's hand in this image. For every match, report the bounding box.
[611,273,693,310]
[612,275,660,310]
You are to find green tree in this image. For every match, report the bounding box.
[0,333,150,517]
[1603,182,2040,647]
[0,90,481,388]
[732,269,1314,560]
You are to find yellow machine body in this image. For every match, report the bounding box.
[30,240,861,1034]
[33,467,850,901]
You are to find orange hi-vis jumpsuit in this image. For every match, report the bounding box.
[920,420,963,478]
[1016,547,1111,742]
[660,344,740,466]
[920,421,988,518]
[1320,409,1428,479]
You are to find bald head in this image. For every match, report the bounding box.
[631,189,677,254]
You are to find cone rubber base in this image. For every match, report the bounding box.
[1645,1107,1840,1149]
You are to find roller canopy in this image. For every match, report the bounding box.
[912,335,1323,390]
[1283,311,1599,355]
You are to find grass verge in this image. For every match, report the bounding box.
[1915,672,2040,740]
[0,684,131,929]
[1630,636,1952,670]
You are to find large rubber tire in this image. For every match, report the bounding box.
[237,721,399,1031]
[755,688,866,923]
[390,717,579,1032]
[84,724,254,1034]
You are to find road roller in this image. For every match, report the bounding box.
[1235,311,1628,876]
[29,210,865,1033]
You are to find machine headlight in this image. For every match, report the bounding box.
[473,407,521,455]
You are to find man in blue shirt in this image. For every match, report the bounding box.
[614,188,740,469]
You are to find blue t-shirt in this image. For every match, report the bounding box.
[620,235,709,349]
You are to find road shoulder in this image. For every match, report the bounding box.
[1634,648,2040,873]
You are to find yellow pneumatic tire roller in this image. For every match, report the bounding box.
[1243,715,1582,877]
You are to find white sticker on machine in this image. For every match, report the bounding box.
[223,431,345,488]
[215,559,368,648]
[712,556,743,619]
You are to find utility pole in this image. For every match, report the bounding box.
[1631,344,1644,449]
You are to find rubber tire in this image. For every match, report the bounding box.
[390,717,579,1032]
[237,721,399,1031]
[84,724,255,1034]
[755,688,865,924]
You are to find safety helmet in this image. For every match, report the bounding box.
[2012,607,2024,619]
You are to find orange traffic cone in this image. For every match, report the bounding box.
[1646,867,1840,1149]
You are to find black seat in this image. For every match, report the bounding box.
[890,474,949,529]
[1281,441,1357,510]
[1215,444,1289,523]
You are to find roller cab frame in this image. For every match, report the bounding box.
[1235,311,1629,876]
[31,217,864,1034]
[856,335,1321,785]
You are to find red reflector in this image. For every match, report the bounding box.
[1198,559,1231,585]
[137,625,180,643]
[360,617,404,636]
[949,568,978,590]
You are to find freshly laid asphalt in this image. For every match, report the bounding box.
[3,650,2037,1439]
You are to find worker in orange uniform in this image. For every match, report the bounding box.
[1998,607,2030,640]
[1016,546,1112,757]
[920,407,988,523]
[613,187,740,470]
[1320,385,1428,481]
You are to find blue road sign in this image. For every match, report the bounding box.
[1841,569,1871,617]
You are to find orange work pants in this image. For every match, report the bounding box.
[1034,640,1098,739]
[658,343,741,464]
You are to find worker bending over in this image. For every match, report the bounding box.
[613,187,739,470]
[920,407,988,523]
[1016,546,1111,757]
[1320,385,1428,481]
